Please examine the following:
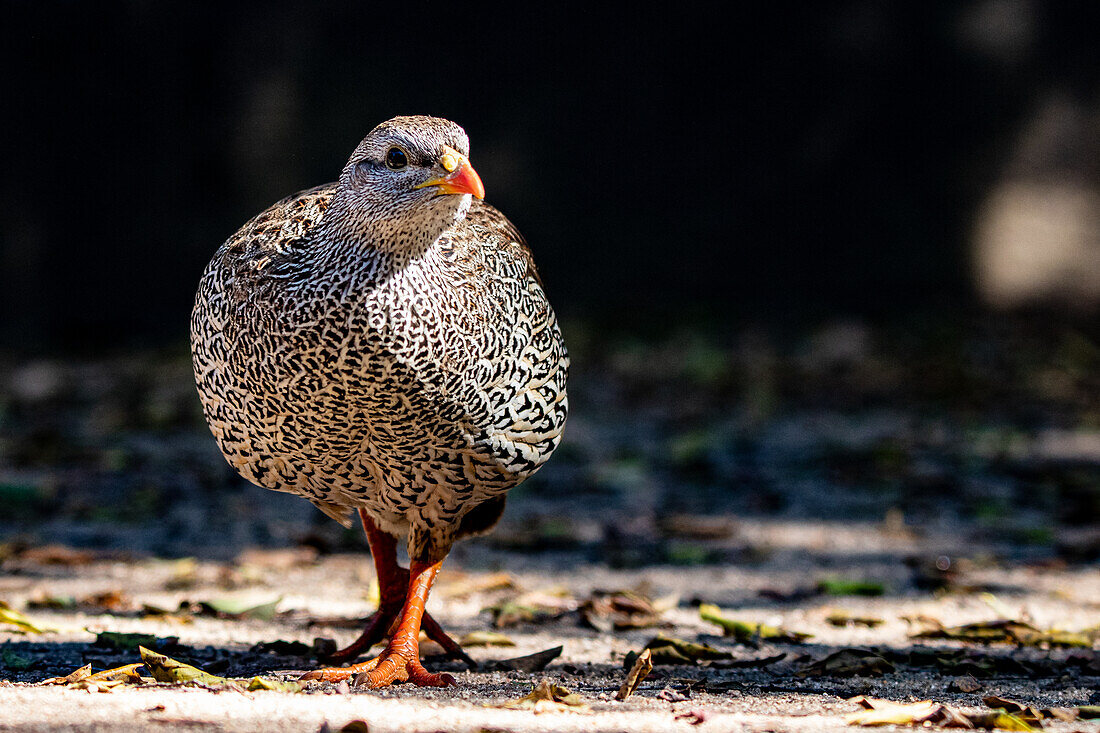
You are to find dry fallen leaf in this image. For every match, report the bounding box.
[799,649,895,677]
[163,558,200,590]
[26,593,77,611]
[845,698,953,727]
[484,589,576,628]
[911,618,1097,648]
[80,590,133,614]
[674,709,708,725]
[847,696,1039,730]
[40,662,145,692]
[38,664,93,685]
[198,596,281,620]
[17,544,96,566]
[964,711,1041,731]
[138,647,302,693]
[484,601,550,628]
[581,589,673,632]
[950,674,983,693]
[826,610,884,628]
[235,546,318,570]
[497,679,590,713]
[616,648,653,700]
[438,571,517,599]
[487,645,563,672]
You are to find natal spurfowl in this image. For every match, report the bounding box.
[190,116,568,687]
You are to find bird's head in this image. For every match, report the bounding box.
[331,115,485,251]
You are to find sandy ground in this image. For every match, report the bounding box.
[1,517,1097,733]
[2,325,1099,730]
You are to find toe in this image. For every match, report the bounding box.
[299,658,380,683]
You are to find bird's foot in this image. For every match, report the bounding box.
[300,554,461,688]
[354,649,456,688]
[323,607,476,670]
[299,650,456,688]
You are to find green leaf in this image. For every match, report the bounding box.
[93,631,157,651]
[2,646,33,671]
[699,604,812,643]
[817,578,886,596]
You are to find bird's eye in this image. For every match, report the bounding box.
[385,148,408,170]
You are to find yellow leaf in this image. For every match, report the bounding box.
[458,631,515,647]
[0,601,55,634]
[846,699,944,726]
[245,676,302,693]
[497,679,590,713]
[87,663,144,684]
[138,646,239,688]
[643,633,733,663]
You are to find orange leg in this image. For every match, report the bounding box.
[322,511,408,665]
[300,510,471,684]
[351,558,455,688]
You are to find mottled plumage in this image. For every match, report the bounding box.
[191,116,568,565]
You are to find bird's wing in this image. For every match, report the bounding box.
[215,184,337,304]
[451,201,570,478]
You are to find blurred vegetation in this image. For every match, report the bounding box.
[1,316,1097,561]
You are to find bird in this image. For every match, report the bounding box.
[190,115,568,687]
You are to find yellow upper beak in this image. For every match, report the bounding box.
[414,145,485,199]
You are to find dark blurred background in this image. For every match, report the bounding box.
[4,1,1100,350]
[1,2,1099,560]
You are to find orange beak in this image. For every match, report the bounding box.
[414,145,485,200]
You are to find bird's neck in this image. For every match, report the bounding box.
[315,193,471,270]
